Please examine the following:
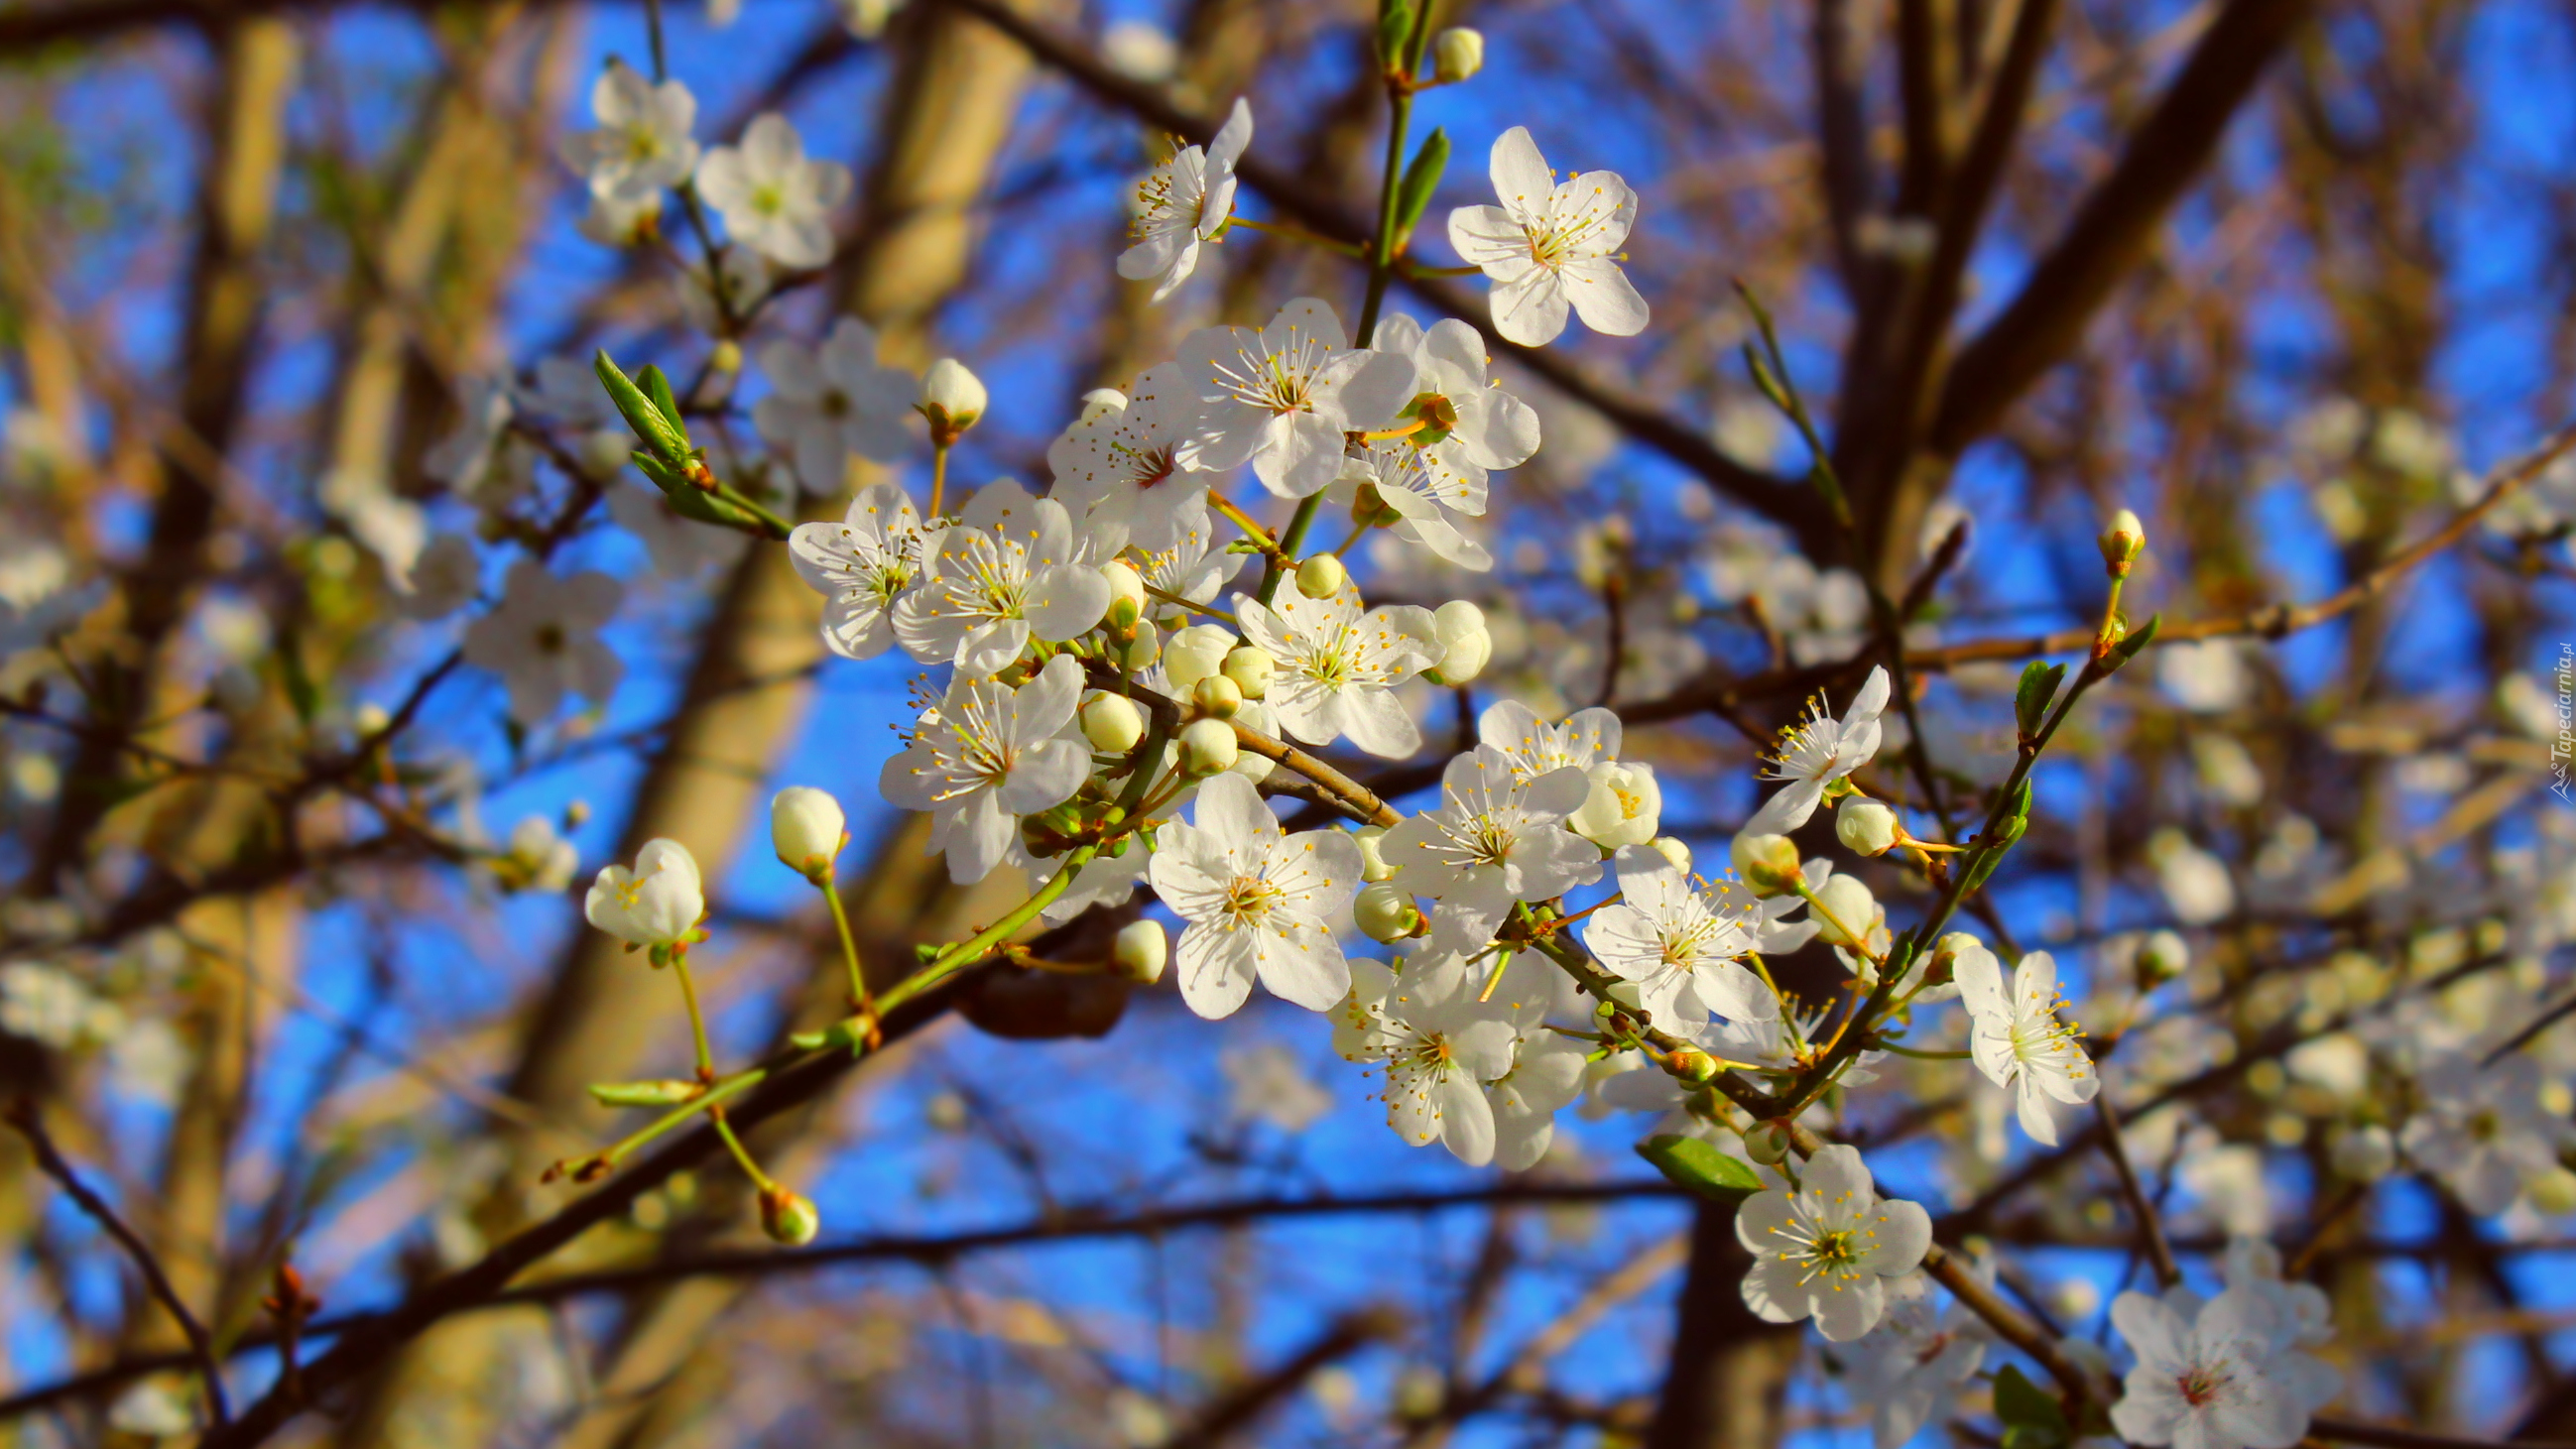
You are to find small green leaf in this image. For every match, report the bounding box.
[1392,128,1449,248]
[638,364,685,435]
[587,1079,702,1108]
[1636,1134,1766,1204]
[2007,778,2032,822]
[1993,1364,2070,1449]
[1376,0,1414,65]
[2110,611,2163,666]
[2013,661,2064,738]
[594,349,691,467]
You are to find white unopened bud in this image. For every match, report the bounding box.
[1100,559,1147,622]
[1117,626,1162,671]
[1081,692,1146,753]
[1354,881,1423,942]
[919,357,986,439]
[1649,836,1692,873]
[1192,672,1243,718]
[770,786,845,881]
[1354,824,1397,882]
[578,427,634,479]
[1177,717,1239,776]
[1432,26,1484,83]
[1076,387,1127,423]
[1835,796,1901,856]
[1568,761,1660,848]
[1731,833,1802,897]
[1113,919,1167,984]
[1294,553,1347,600]
[2137,928,2188,987]
[1743,1119,1792,1165]
[1164,623,1237,690]
[1809,875,1879,948]
[2099,507,2145,573]
[2330,1124,2395,1181]
[1424,599,1491,685]
[1220,645,1274,699]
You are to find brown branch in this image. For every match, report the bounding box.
[2090,1092,2181,1289]
[4,1100,231,1425]
[2311,1417,2576,1449]
[1163,1308,1404,1449]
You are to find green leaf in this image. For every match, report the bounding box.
[587,1079,702,1108]
[1392,128,1449,248]
[638,363,685,435]
[594,349,691,467]
[279,633,319,726]
[2013,661,2064,738]
[2110,611,2163,666]
[1375,0,1414,65]
[1636,1134,1766,1204]
[1993,1364,2070,1449]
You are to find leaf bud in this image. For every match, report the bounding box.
[1220,644,1275,699]
[1730,832,1802,897]
[918,357,986,442]
[1354,881,1424,942]
[1080,692,1146,753]
[757,1186,821,1247]
[1192,672,1243,719]
[1294,552,1348,600]
[1431,26,1484,83]
[1177,717,1239,776]
[771,785,847,882]
[1669,1048,1719,1083]
[2099,507,2146,575]
[1835,796,1901,857]
[1112,919,1167,984]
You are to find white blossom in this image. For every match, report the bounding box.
[1567,760,1660,848]
[1954,945,2098,1147]
[1175,299,1415,498]
[2148,827,2237,926]
[1444,126,1647,347]
[879,655,1089,885]
[558,60,698,206]
[753,316,917,490]
[788,482,931,659]
[1842,1273,1992,1449]
[2109,1288,2310,1449]
[894,480,1112,675]
[1371,312,1540,494]
[1583,844,1777,1027]
[1334,437,1491,569]
[1118,98,1252,302]
[424,378,516,499]
[1747,665,1890,834]
[1335,952,1519,1164]
[584,839,705,949]
[1222,1040,1332,1132]
[1479,698,1623,783]
[1233,571,1438,758]
[695,112,851,269]
[0,961,120,1047]
[1147,772,1362,1019]
[2400,1051,2576,1215]
[1382,745,1602,955]
[1046,362,1207,552]
[1736,1144,1931,1341]
[460,561,624,725]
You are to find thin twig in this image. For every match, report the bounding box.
[2091,1092,2182,1288]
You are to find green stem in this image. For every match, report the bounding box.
[670,952,714,1081]
[877,847,1097,1016]
[822,868,879,1040]
[711,1113,778,1192]
[596,1066,769,1171]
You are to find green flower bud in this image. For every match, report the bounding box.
[758,1186,821,1247]
[1354,881,1424,942]
[1743,1119,1792,1165]
[1192,673,1244,719]
[2099,507,2146,574]
[771,785,846,881]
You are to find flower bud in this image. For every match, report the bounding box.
[1229,701,1278,783]
[771,786,846,880]
[1112,919,1167,984]
[1191,672,1244,719]
[2527,1166,2576,1216]
[1081,692,1146,753]
[1354,881,1423,942]
[1432,26,1485,83]
[1100,559,1147,622]
[707,338,743,378]
[2330,1124,2395,1182]
[918,357,986,440]
[1294,552,1347,601]
[1835,796,1901,857]
[2099,507,2146,574]
[2136,928,2188,989]
[1116,625,1162,671]
[1220,645,1275,699]
[1810,875,1879,948]
[578,427,634,479]
[1669,1048,1718,1083]
[1731,833,1801,897]
[1177,717,1239,776]
[1649,836,1692,874]
[1164,623,1237,690]
[758,1186,821,1246]
[1568,761,1661,848]
[1424,599,1491,685]
[1354,824,1397,882]
[1743,1119,1792,1165]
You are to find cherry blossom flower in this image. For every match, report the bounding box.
[879,655,1088,886]
[1842,1272,1992,1449]
[1372,313,1541,498]
[1445,126,1647,347]
[1131,495,1242,615]
[894,480,1112,676]
[558,60,699,207]
[752,317,917,490]
[460,560,624,725]
[695,112,850,269]
[1736,1144,1930,1341]
[1176,299,1415,498]
[424,378,516,500]
[1046,362,1207,552]
[788,482,930,660]
[2210,1237,2341,1420]
[1147,772,1362,1019]
[1335,438,1491,569]
[1478,698,1621,784]
[1381,745,1602,955]
[584,839,704,949]
[1746,664,1889,834]
[1583,844,1777,1027]
[1232,571,1438,758]
[1335,952,1519,1163]
[1953,944,2097,1147]
[2400,1051,2576,1215]
[1118,98,1251,302]
[2109,1287,2311,1449]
